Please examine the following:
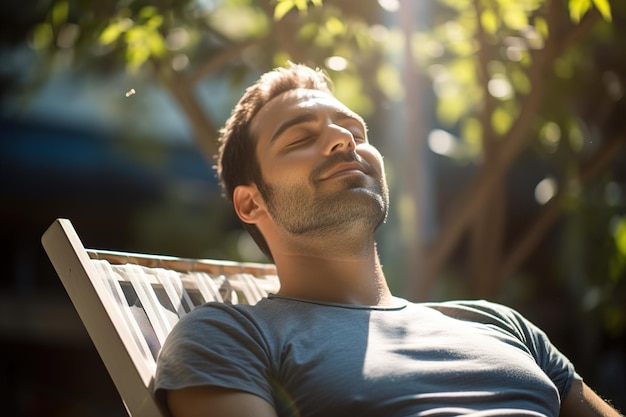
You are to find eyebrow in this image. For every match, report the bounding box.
[270,110,365,144]
[270,113,318,144]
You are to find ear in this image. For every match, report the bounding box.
[233,184,267,224]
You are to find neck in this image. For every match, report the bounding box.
[270,234,393,307]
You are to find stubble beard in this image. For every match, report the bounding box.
[259,175,389,239]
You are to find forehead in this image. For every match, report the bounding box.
[249,88,363,141]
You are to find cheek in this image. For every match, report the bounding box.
[359,145,385,176]
[261,150,318,185]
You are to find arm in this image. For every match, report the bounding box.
[166,386,279,417]
[560,378,623,417]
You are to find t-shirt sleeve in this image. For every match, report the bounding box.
[153,302,274,408]
[491,301,580,399]
[428,300,581,400]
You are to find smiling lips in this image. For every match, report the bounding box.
[319,162,369,181]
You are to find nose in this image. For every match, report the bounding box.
[324,124,356,154]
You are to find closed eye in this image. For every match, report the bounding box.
[287,135,316,148]
[343,125,367,143]
[353,132,367,143]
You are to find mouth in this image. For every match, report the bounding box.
[319,162,369,181]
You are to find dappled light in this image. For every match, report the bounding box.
[427,128,458,157]
[1,0,625,414]
[534,177,557,205]
[487,76,513,100]
[377,0,399,13]
[324,55,348,71]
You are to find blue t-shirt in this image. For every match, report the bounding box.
[155,296,580,417]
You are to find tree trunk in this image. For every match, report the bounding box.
[419,3,601,299]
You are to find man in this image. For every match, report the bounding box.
[155,63,622,417]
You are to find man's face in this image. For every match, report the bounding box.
[248,88,389,238]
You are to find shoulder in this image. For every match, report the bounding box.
[420,299,540,340]
[156,300,277,384]
[422,299,522,319]
[155,301,280,408]
[178,300,257,324]
[167,300,275,343]
[181,297,285,324]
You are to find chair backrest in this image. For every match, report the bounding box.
[41,218,279,417]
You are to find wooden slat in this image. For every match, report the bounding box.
[42,219,165,417]
[86,249,277,277]
[43,218,281,417]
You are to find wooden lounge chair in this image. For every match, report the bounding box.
[41,218,279,417]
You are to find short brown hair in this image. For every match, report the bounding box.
[216,63,333,261]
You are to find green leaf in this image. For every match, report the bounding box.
[491,106,513,135]
[502,6,528,31]
[569,0,592,23]
[376,63,404,101]
[31,23,53,49]
[209,4,269,41]
[126,45,150,72]
[480,9,499,35]
[274,0,295,21]
[539,121,561,149]
[614,219,626,256]
[510,68,531,94]
[139,6,158,20]
[147,15,164,30]
[437,95,466,126]
[298,22,319,40]
[274,0,321,20]
[100,24,122,45]
[461,117,482,157]
[294,0,308,11]
[52,0,69,27]
[333,74,373,117]
[325,17,345,36]
[553,56,574,79]
[147,30,166,56]
[533,16,549,40]
[273,51,292,67]
[100,18,134,45]
[568,122,584,152]
[591,0,612,21]
[448,37,476,57]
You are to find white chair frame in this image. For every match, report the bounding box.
[42,218,279,417]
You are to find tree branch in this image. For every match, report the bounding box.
[186,39,263,87]
[419,0,601,297]
[160,68,220,161]
[497,131,626,285]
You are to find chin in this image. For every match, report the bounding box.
[336,192,388,225]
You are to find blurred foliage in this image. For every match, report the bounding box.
[414,6,626,399]
[3,0,624,297]
[8,0,392,119]
[414,0,615,154]
[2,1,625,387]
[0,0,626,352]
